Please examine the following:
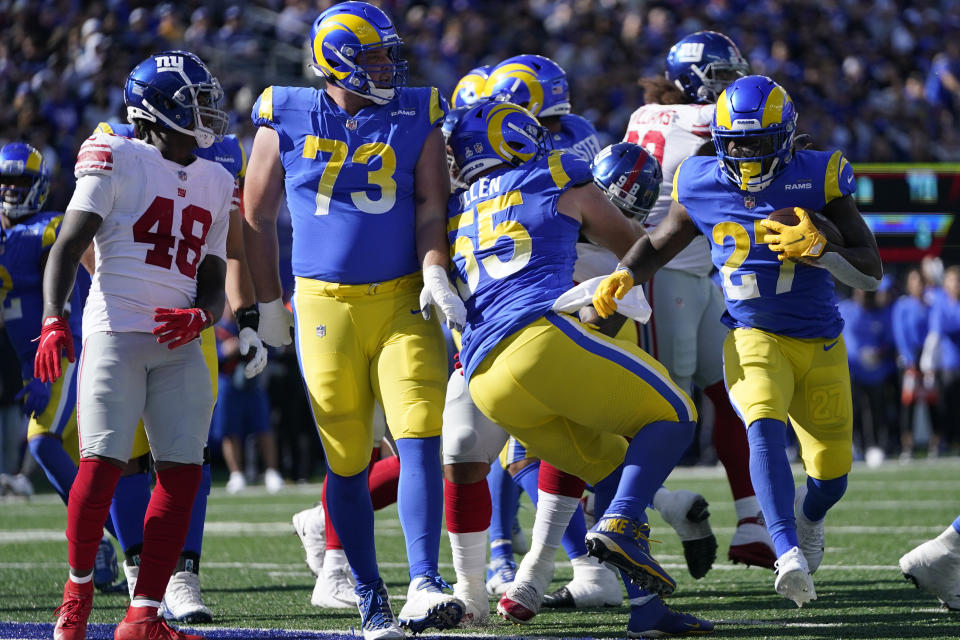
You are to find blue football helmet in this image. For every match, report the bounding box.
[712,75,797,193]
[483,55,570,118]
[591,143,662,222]
[452,65,492,108]
[125,50,228,149]
[442,106,473,189]
[666,31,749,103]
[0,142,50,220]
[449,101,549,183]
[310,1,407,105]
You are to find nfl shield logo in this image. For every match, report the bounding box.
[177,170,188,182]
[346,118,358,131]
[316,325,326,338]
[744,195,756,209]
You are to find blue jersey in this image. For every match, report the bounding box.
[892,295,929,368]
[838,299,896,384]
[95,122,247,179]
[449,152,593,379]
[673,149,856,339]
[549,114,601,162]
[929,293,960,371]
[0,211,84,378]
[251,85,447,284]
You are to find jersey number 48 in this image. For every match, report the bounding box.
[133,196,212,279]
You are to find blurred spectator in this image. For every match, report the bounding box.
[892,267,935,457]
[276,0,313,46]
[920,266,960,456]
[215,6,259,60]
[212,318,284,494]
[839,282,899,461]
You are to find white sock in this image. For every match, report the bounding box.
[325,549,348,572]
[448,529,488,585]
[938,524,960,555]
[532,490,579,549]
[69,572,93,584]
[734,496,762,521]
[652,487,670,512]
[130,598,163,608]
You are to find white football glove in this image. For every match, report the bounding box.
[238,327,268,378]
[419,264,467,333]
[258,298,294,347]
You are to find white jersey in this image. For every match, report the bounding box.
[624,102,715,275]
[69,132,234,334]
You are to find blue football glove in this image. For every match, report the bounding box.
[15,377,52,418]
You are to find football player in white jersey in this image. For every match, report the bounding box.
[623,31,776,570]
[39,51,233,640]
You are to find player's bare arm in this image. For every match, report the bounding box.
[225,182,256,312]
[623,200,700,283]
[194,254,227,325]
[558,182,640,259]
[414,127,452,269]
[242,126,284,303]
[817,194,883,282]
[42,209,102,318]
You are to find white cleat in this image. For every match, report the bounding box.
[454,580,489,626]
[485,556,517,596]
[264,468,284,494]
[162,570,213,623]
[356,580,404,640]
[497,578,546,624]
[512,517,530,556]
[899,531,960,610]
[225,471,246,494]
[774,546,816,607]
[398,575,464,633]
[311,564,357,609]
[292,504,326,576]
[0,472,34,497]
[543,560,622,608]
[654,489,717,579]
[123,563,138,602]
[794,485,825,573]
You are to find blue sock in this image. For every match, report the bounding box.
[180,463,211,557]
[953,515,960,535]
[326,465,379,586]
[511,460,541,507]
[621,567,656,609]
[605,420,695,519]
[802,475,847,522]
[592,462,621,521]
[487,462,519,561]
[28,436,76,504]
[395,436,443,580]
[109,472,150,554]
[561,506,589,559]
[747,418,798,557]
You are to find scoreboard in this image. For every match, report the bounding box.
[853,164,960,263]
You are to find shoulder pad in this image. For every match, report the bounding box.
[75,132,117,178]
[251,86,317,127]
[545,150,593,191]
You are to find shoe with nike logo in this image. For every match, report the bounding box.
[626,595,714,637]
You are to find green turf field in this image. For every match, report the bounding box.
[2,459,958,639]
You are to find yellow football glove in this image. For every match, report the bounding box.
[758,208,827,261]
[592,267,635,318]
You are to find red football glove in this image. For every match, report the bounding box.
[34,316,75,383]
[152,307,213,349]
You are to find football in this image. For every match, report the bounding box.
[766,206,844,247]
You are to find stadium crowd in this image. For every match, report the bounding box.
[2,0,960,487]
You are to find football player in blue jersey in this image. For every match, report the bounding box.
[92,119,265,624]
[593,75,883,607]
[0,141,129,591]
[484,54,601,162]
[482,54,621,611]
[242,3,466,638]
[447,99,713,638]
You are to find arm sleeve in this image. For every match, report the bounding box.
[66,174,114,220]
